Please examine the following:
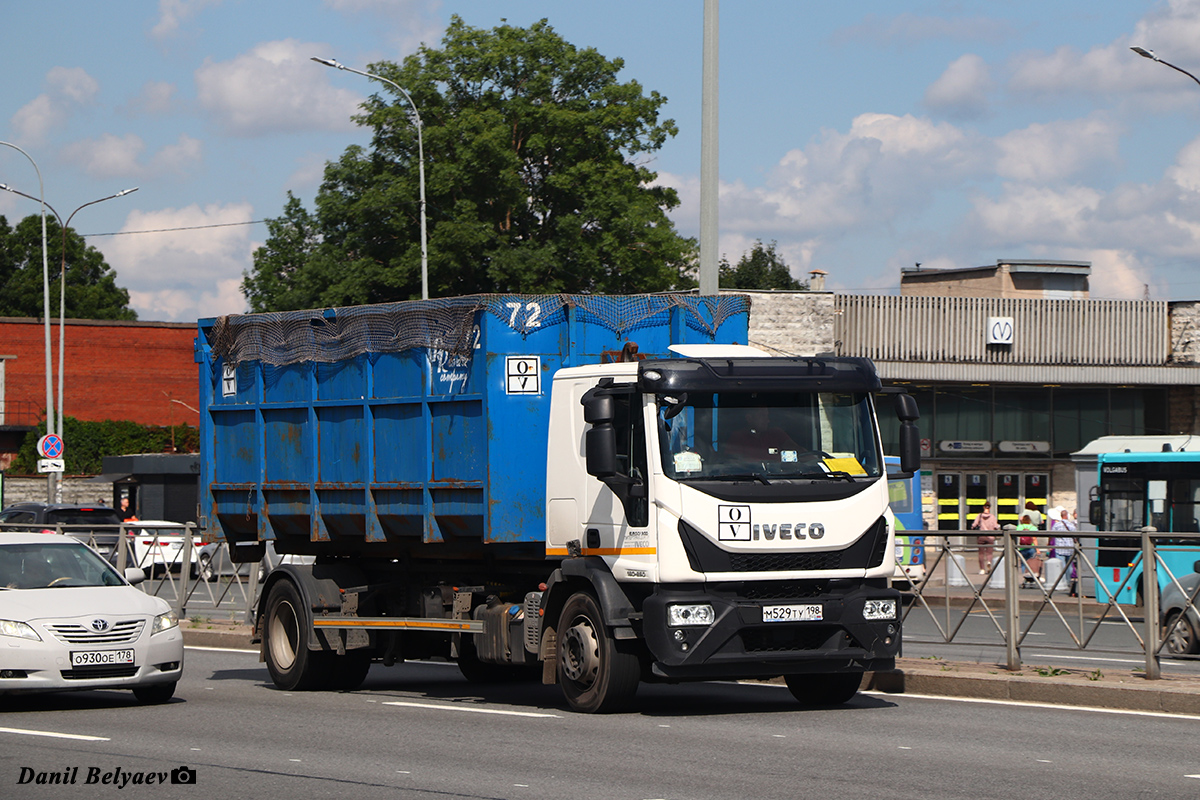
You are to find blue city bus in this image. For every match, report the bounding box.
[886,456,925,587]
[1092,450,1200,604]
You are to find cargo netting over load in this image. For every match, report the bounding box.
[208,294,750,367]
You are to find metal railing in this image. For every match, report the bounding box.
[0,520,260,623]
[111,523,261,622]
[899,529,1200,679]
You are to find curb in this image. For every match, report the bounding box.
[182,626,1200,715]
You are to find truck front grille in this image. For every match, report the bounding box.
[679,517,889,574]
[741,626,840,653]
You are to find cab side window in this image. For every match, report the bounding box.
[610,393,649,527]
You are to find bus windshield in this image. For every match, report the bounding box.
[657,390,882,482]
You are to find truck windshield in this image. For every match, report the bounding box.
[656,391,882,482]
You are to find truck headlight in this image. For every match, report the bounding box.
[863,599,897,621]
[152,610,179,635]
[0,619,42,641]
[667,603,715,626]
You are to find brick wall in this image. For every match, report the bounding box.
[0,318,197,428]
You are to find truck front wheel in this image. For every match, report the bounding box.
[557,592,639,713]
[264,580,328,691]
[784,672,862,707]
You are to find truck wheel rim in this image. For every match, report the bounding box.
[269,600,299,670]
[561,616,600,685]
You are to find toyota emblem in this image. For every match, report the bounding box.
[89,619,111,633]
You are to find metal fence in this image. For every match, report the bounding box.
[0,520,260,623]
[900,529,1200,679]
[110,522,260,623]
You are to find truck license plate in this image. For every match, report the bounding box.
[70,649,135,667]
[762,604,822,623]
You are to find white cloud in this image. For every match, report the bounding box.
[323,0,443,54]
[924,54,992,119]
[123,81,177,116]
[99,203,254,321]
[9,67,99,143]
[1167,136,1200,191]
[995,114,1122,182]
[151,0,223,40]
[195,39,364,136]
[60,133,202,179]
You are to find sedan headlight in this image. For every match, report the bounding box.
[152,610,179,635]
[863,599,898,621]
[0,619,42,641]
[667,603,715,627]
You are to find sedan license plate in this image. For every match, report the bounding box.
[70,649,135,667]
[762,603,822,623]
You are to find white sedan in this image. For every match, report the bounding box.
[0,533,184,703]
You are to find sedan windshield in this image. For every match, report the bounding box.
[657,390,882,482]
[0,542,126,590]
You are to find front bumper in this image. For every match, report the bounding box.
[642,581,900,680]
[0,620,184,695]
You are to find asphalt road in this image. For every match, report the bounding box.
[2,647,1198,800]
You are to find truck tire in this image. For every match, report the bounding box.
[328,652,372,691]
[784,672,862,707]
[557,591,639,713]
[264,579,329,691]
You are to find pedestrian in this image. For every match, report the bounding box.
[1049,508,1079,596]
[1023,500,1043,530]
[1018,514,1042,582]
[970,501,999,574]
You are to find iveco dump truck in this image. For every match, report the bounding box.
[196,294,920,712]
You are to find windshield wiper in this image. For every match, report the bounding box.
[688,473,772,485]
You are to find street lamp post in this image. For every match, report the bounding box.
[0,183,138,501]
[311,56,429,300]
[0,141,53,502]
[1131,46,1200,88]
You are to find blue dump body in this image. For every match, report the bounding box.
[196,295,749,558]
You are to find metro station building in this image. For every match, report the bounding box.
[742,260,1200,530]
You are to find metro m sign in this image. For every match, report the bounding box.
[986,316,1014,345]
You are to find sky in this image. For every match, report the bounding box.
[6,1,1200,323]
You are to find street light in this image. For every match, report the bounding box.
[0,183,138,500]
[311,56,429,300]
[1130,46,1200,88]
[0,141,53,502]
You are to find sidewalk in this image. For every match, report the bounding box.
[181,617,1200,715]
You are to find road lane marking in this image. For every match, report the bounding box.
[864,691,1200,721]
[383,701,560,718]
[0,726,109,742]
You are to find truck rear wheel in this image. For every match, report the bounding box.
[784,672,862,707]
[328,652,372,691]
[557,592,639,713]
[264,580,328,691]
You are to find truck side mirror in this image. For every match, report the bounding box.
[583,394,614,425]
[585,424,618,478]
[898,422,920,476]
[894,393,920,475]
[894,393,919,422]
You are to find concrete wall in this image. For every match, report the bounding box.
[2,476,114,507]
[738,291,836,355]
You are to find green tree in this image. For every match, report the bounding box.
[720,240,807,290]
[244,16,693,310]
[0,214,136,319]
